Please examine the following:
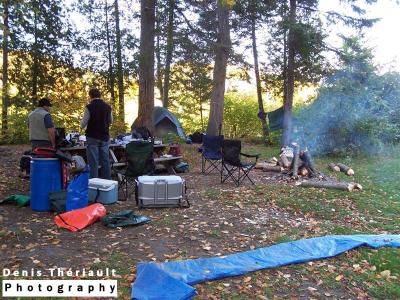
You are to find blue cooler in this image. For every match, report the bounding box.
[30,158,62,211]
[88,178,118,204]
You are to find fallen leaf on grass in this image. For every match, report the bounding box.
[335,274,343,281]
[380,270,391,278]
[243,276,252,283]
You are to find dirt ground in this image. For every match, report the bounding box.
[0,144,395,299]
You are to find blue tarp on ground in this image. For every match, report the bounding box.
[131,235,400,300]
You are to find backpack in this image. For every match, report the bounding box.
[71,155,86,173]
[32,147,57,158]
[32,147,72,162]
[189,132,203,144]
[19,150,31,175]
[132,127,152,141]
[174,162,189,173]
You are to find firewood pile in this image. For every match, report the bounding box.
[255,143,362,192]
[255,143,317,179]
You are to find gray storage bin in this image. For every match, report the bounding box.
[136,175,189,208]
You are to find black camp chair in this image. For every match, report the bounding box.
[200,135,224,174]
[115,140,155,201]
[221,139,259,186]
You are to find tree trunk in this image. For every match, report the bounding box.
[250,0,270,145]
[32,4,39,106]
[162,0,175,108]
[206,0,231,136]
[105,0,116,107]
[199,92,204,131]
[114,0,124,121]
[282,0,296,147]
[137,0,155,132]
[155,27,164,102]
[2,0,9,135]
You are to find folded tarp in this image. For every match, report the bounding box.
[131,234,400,300]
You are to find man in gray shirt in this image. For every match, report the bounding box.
[28,98,56,149]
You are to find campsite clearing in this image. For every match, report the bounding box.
[0,144,399,299]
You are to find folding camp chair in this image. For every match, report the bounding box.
[221,139,259,186]
[200,135,224,174]
[114,140,155,201]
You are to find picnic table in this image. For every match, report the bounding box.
[60,144,182,175]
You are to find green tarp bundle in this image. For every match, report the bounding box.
[0,195,30,207]
[101,210,151,228]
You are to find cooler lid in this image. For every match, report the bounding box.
[138,175,183,184]
[89,178,118,191]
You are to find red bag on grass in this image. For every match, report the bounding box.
[54,203,106,232]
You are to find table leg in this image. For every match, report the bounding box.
[110,148,123,181]
[166,163,176,175]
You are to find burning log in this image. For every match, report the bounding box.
[297,181,362,192]
[328,163,340,172]
[301,149,316,177]
[263,165,283,172]
[299,167,309,176]
[268,157,278,164]
[336,163,355,176]
[291,143,300,179]
[278,155,291,168]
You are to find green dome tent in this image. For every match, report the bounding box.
[131,107,186,138]
[153,107,185,138]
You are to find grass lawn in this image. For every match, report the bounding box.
[0,143,398,299]
[242,144,400,299]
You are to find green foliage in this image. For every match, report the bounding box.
[162,132,185,145]
[223,93,261,138]
[169,62,213,134]
[109,118,128,137]
[0,109,29,145]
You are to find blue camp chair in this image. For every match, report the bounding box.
[201,135,224,174]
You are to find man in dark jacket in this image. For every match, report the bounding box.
[28,98,56,149]
[80,88,113,179]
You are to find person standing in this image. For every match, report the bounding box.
[80,88,113,179]
[28,98,56,149]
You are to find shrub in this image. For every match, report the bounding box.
[223,93,262,139]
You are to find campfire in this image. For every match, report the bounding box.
[256,143,363,192]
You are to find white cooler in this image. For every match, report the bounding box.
[136,175,189,208]
[88,178,118,204]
